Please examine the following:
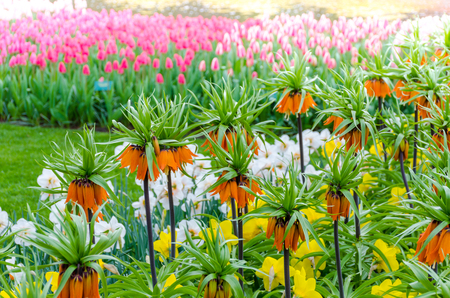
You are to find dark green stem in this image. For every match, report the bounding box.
[144,171,157,286]
[284,247,291,298]
[334,221,345,298]
[168,170,176,260]
[399,151,413,208]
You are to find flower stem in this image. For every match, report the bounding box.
[354,191,360,239]
[231,197,238,235]
[413,106,418,173]
[378,96,387,161]
[334,221,344,298]
[88,209,95,244]
[284,247,291,298]
[167,170,176,260]
[238,206,244,290]
[399,151,413,208]
[297,115,305,180]
[144,171,157,286]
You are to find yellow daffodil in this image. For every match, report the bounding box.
[199,219,238,250]
[294,239,326,273]
[162,273,181,297]
[369,140,391,156]
[371,279,409,298]
[0,291,14,298]
[243,218,268,242]
[406,248,416,260]
[292,268,322,298]
[359,173,377,193]
[322,140,343,157]
[290,258,316,279]
[373,239,399,273]
[154,231,179,261]
[303,207,326,223]
[255,257,294,291]
[45,271,59,292]
[99,259,105,270]
[388,187,407,204]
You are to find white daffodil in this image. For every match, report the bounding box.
[11,218,36,246]
[177,219,202,244]
[0,207,9,235]
[94,216,126,252]
[181,192,204,215]
[37,169,63,201]
[5,257,25,283]
[132,193,156,217]
[49,199,66,229]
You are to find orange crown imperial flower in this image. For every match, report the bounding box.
[416,221,450,266]
[209,172,262,209]
[66,178,108,220]
[58,264,100,298]
[364,78,391,98]
[201,129,260,156]
[342,127,369,153]
[266,216,305,252]
[431,129,450,152]
[117,142,196,179]
[326,188,350,221]
[393,80,423,105]
[323,115,344,134]
[276,90,316,116]
[393,139,409,161]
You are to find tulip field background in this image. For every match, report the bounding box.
[2,0,450,298]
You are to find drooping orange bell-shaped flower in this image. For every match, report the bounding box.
[276,90,316,116]
[326,188,350,221]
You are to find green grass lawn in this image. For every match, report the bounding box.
[0,123,141,216]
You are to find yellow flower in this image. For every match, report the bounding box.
[45,271,59,292]
[373,239,399,273]
[199,219,238,250]
[243,218,268,242]
[303,207,326,224]
[359,173,377,193]
[388,187,406,204]
[255,257,294,291]
[292,268,322,298]
[322,139,343,157]
[290,258,316,279]
[294,239,326,272]
[99,259,105,270]
[162,273,181,297]
[154,231,179,261]
[369,140,391,156]
[0,291,14,298]
[371,279,408,298]
[406,248,416,260]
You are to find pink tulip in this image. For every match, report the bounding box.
[165,57,173,69]
[246,58,254,67]
[119,48,126,57]
[104,61,112,73]
[211,57,219,71]
[156,73,164,84]
[178,73,186,84]
[113,60,120,70]
[120,58,128,69]
[133,62,140,72]
[215,42,224,55]
[227,68,233,76]
[198,60,206,71]
[99,77,104,82]
[153,58,160,69]
[252,71,258,79]
[266,52,274,63]
[97,50,106,60]
[58,62,66,73]
[82,65,90,75]
[237,45,245,58]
